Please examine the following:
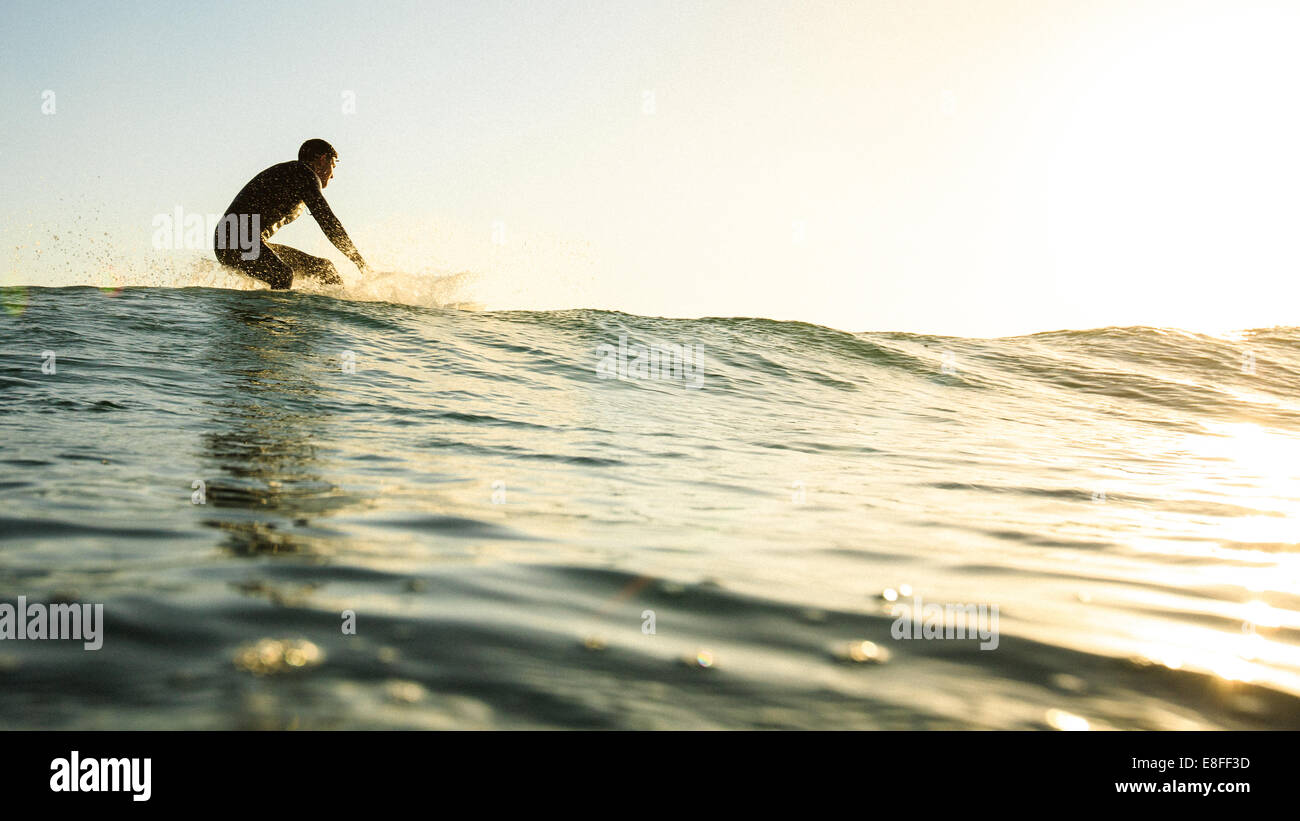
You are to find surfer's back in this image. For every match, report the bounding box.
[222,160,319,239]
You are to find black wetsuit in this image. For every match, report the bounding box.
[213,160,364,289]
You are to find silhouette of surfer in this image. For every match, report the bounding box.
[214,139,369,289]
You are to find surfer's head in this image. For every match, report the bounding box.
[299,139,338,188]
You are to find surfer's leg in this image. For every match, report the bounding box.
[242,248,294,290]
[214,220,293,289]
[215,244,293,290]
[263,243,342,285]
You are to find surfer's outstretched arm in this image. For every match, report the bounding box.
[304,186,369,275]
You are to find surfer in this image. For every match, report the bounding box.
[213,139,369,289]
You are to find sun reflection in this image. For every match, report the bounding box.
[1120,614,1300,696]
[1193,422,1300,500]
[1107,422,1300,614]
[1045,708,1090,731]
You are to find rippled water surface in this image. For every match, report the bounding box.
[2,286,1298,729]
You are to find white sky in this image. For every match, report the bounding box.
[3,0,1299,336]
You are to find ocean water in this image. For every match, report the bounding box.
[2,284,1299,729]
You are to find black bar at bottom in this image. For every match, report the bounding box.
[0,730,1287,809]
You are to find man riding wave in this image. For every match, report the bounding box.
[214,139,369,289]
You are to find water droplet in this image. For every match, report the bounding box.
[1050,673,1087,693]
[681,649,715,669]
[834,640,891,664]
[234,638,324,676]
[384,680,426,704]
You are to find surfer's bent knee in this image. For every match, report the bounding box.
[214,248,293,290]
